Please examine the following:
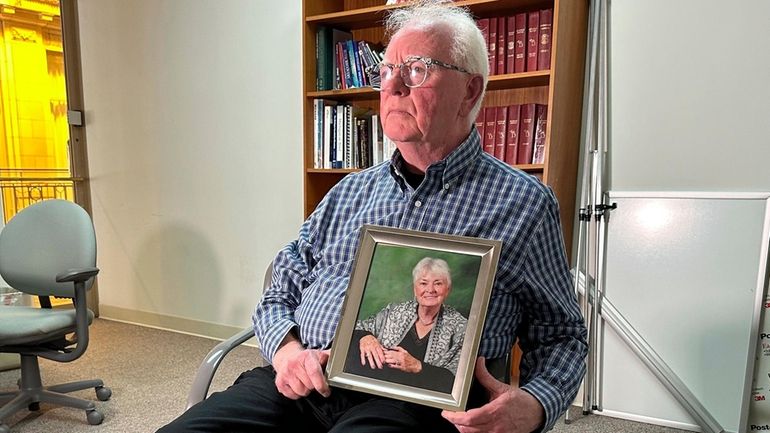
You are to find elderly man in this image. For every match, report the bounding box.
[158,2,586,432]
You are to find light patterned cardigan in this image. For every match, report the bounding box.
[355,299,467,375]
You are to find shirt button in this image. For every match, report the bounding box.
[444,183,450,190]
[415,200,422,208]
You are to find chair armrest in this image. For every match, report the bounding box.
[186,327,256,410]
[56,267,99,283]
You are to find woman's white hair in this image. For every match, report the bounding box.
[384,0,489,124]
[412,257,452,288]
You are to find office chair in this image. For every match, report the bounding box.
[0,200,111,432]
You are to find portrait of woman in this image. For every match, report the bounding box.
[344,256,468,393]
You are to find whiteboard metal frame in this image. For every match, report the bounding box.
[601,190,770,433]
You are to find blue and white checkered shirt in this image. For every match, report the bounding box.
[253,129,587,430]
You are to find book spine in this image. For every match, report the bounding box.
[532,104,548,164]
[517,103,536,164]
[334,105,344,168]
[324,104,334,169]
[538,9,553,70]
[526,12,540,72]
[372,114,382,165]
[514,13,527,73]
[346,40,361,88]
[504,104,521,165]
[494,106,508,161]
[336,42,349,90]
[313,99,323,168]
[483,106,497,155]
[488,17,498,75]
[505,16,516,74]
[496,17,506,75]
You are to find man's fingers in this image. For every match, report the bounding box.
[441,406,494,427]
[304,351,331,397]
[474,357,508,396]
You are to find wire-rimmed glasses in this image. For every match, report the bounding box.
[366,55,471,91]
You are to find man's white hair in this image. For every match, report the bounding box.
[384,0,489,124]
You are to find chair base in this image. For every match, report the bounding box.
[0,354,110,430]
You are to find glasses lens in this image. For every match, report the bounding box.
[403,59,428,88]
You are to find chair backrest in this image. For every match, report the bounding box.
[0,199,96,297]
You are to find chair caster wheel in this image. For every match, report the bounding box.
[86,409,104,425]
[0,423,10,433]
[96,386,112,401]
[28,402,40,411]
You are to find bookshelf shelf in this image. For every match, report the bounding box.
[302,0,588,258]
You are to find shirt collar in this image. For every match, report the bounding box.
[389,128,482,191]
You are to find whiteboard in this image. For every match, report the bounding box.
[600,192,770,433]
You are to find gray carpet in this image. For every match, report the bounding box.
[0,319,689,433]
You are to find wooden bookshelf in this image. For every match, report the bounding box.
[301,0,588,256]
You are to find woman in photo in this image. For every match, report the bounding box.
[346,257,467,393]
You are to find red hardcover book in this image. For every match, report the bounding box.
[488,17,498,75]
[474,109,485,143]
[538,9,553,70]
[494,106,508,161]
[517,103,536,164]
[483,106,497,155]
[526,12,539,72]
[514,13,527,73]
[497,17,506,75]
[504,104,521,165]
[505,16,516,74]
[532,104,548,164]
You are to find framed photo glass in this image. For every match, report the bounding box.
[326,225,501,410]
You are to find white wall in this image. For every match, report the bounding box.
[601,0,770,431]
[77,0,303,331]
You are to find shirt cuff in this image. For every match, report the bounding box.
[256,318,297,364]
[520,376,566,432]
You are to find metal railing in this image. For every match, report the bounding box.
[0,168,79,223]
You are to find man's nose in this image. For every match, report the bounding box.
[380,72,410,96]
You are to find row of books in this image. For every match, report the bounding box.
[312,99,396,169]
[476,103,548,166]
[315,27,384,91]
[478,8,553,76]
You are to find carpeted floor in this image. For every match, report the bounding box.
[0,319,689,433]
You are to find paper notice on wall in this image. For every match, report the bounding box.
[749,293,770,430]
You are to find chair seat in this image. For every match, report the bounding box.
[0,305,94,346]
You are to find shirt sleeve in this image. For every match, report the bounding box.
[517,189,588,431]
[252,203,322,364]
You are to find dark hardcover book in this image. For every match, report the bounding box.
[316,26,332,91]
[514,13,527,73]
[538,9,553,70]
[335,41,350,89]
[505,16,516,74]
[526,11,539,72]
[488,17,498,75]
[497,17,506,75]
[532,104,548,164]
[474,109,485,143]
[483,106,497,155]
[494,106,508,161]
[504,104,521,165]
[517,103,536,164]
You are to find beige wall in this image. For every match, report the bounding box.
[77,0,303,334]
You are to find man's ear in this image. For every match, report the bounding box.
[459,75,485,117]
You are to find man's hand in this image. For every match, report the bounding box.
[384,346,422,373]
[359,334,386,369]
[441,357,545,433]
[272,334,331,399]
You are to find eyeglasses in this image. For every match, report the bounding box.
[366,55,471,91]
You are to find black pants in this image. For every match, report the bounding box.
[157,366,463,433]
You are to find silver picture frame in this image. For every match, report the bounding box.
[326,225,501,411]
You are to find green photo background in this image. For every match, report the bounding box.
[356,244,482,321]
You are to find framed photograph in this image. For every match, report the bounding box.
[326,225,501,411]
